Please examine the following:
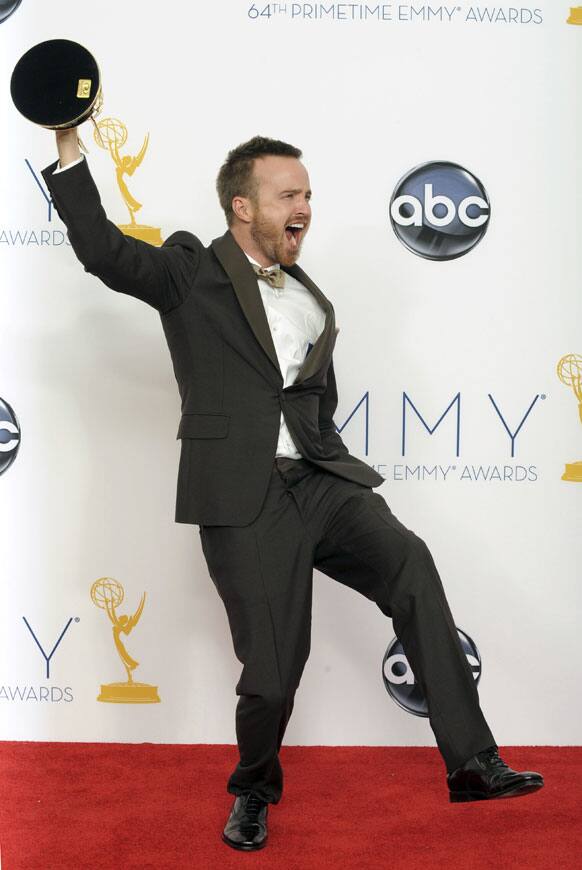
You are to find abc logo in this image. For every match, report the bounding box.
[0,397,21,475]
[0,1,23,24]
[390,161,490,261]
[382,627,481,717]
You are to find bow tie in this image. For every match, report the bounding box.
[252,264,285,290]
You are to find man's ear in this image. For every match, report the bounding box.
[232,196,253,224]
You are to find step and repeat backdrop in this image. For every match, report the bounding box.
[1,1,581,749]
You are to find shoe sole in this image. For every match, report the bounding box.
[222,833,267,851]
[449,780,544,803]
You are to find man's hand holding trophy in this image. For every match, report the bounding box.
[11,38,162,245]
[10,37,103,162]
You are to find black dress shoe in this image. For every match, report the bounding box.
[448,746,544,802]
[222,791,269,851]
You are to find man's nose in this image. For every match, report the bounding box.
[297,200,311,218]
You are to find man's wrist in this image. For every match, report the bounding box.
[53,155,85,175]
[55,128,82,170]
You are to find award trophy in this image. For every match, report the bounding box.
[556,353,582,482]
[91,577,160,703]
[10,39,104,151]
[93,118,162,245]
[567,7,582,24]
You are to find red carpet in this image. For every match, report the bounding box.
[0,744,579,869]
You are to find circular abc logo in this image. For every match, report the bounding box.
[0,397,21,475]
[382,627,481,717]
[389,161,490,261]
[0,1,23,24]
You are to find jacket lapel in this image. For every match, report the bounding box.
[212,230,281,377]
[282,263,337,384]
[211,230,336,385]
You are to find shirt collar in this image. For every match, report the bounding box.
[244,251,281,270]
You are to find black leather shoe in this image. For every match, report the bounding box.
[222,791,269,851]
[448,746,544,802]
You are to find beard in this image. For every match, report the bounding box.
[249,210,304,267]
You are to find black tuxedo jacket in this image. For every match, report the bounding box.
[42,157,385,525]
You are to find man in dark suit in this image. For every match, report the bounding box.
[44,130,543,852]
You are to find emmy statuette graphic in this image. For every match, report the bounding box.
[91,577,160,703]
[556,353,582,482]
[567,6,582,24]
[94,117,162,245]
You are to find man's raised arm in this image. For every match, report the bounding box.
[42,127,201,314]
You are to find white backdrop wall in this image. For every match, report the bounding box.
[1,1,581,747]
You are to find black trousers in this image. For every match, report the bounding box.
[199,457,496,804]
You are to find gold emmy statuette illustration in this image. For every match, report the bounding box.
[91,577,161,703]
[556,353,582,482]
[94,117,162,246]
[567,6,582,24]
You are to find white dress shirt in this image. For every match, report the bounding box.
[244,254,326,459]
[53,156,84,174]
[53,156,327,459]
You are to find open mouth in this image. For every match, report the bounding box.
[285,222,305,250]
